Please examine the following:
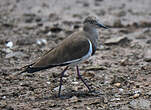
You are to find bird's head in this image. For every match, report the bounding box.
[83,16,108,29]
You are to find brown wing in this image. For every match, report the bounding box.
[31,32,90,68]
[18,32,91,74]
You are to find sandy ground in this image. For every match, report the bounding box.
[0,0,151,109]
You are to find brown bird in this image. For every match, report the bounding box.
[19,16,108,97]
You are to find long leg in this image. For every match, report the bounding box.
[58,66,68,97]
[76,66,91,92]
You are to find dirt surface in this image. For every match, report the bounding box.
[0,0,151,109]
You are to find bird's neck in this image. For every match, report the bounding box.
[83,24,98,48]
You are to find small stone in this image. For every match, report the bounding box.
[117,10,126,17]
[73,24,80,29]
[36,38,47,46]
[0,100,7,108]
[144,49,151,62]
[120,58,128,66]
[5,52,27,58]
[46,82,50,84]
[86,106,91,110]
[3,22,14,28]
[35,16,42,22]
[70,96,78,103]
[133,93,140,98]
[111,75,126,84]
[121,105,130,110]
[114,83,121,88]
[104,36,129,45]
[110,98,120,101]
[71,82,79,85]
[130,99,150,109]
[83,2,89,7]
[5,106,14,110]
[24,23,37,29]
[73,86,79,91]
[23,13,36,23]
[113,19,123,27]
[86,66,107,71]
[2,96,6,99]
[134,90,141,94]
[146,91,151,96]
[5,41,13,48]
[47,31,52,36]
[119,88,124,92]
[41,39,47,44]
[83,71,95,78]
[146,39,151,44]
[16,37,35,45]
[54,86,65,91]
[50,27,62,33]
[48,13,60,22]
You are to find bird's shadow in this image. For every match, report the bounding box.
[40,90,103,100]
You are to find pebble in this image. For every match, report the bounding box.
[146,39,151,44]
[70,96,78,103]
[104,36,129,45]
[46,82,51,84]
[83,71,95,77]
[110,98,120,101]
[54,86,65,91]
[86,66,107,71]
[111,75,127,85]
[50,27,62,33]
[24,23,37,29]
[0,101,7,108]
[133,93,140,98]
[5,41,13,48]
[130,99,150,109]
[114,83,121,88]
[116,10,126,17]
[71,82,79,85]
[2,96,6,99]
[23,12,36,23]
[113,19,123,27]
[144,49,151,62]
[120,58,128,66]
[86,107,91,110]
[5,52,27,58]
[36,38,47,46]
[48,13,60,22]
[119,88,124,92]
[134,90,141,94]
[47,31,52,36]
[146,91,151,96]
[16,37,35,45]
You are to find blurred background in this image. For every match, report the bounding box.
[0,0,151,109]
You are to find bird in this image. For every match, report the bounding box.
[18,16,108,97]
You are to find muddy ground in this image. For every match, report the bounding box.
[0,0,151,110]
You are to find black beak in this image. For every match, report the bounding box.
[97,23,108,29]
